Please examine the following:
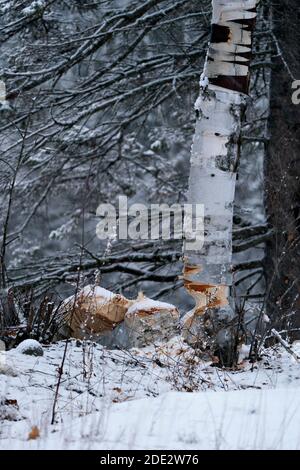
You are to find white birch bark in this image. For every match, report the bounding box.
[183,0,259,363]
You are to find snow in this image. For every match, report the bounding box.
[199,73,209,89]
[1,337,300,449]
[0,101,11,112]
[0,2,13,14]
[15,339,42,354]
[126,298,177,315]
[238,344,251,363]
[150,140,162,152]
[20,388,300,450]
[22,0,45,16]
[194,96,202,112]
[62,285,115,308]
[81,285,115,301]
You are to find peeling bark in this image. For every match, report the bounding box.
[183,0,259,365]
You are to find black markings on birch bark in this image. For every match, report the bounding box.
[209,76,249,94]
[211,24,231,43]
[205,1,258,95]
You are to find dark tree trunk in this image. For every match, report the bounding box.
[0,288,19,331]
[265,0,300,334]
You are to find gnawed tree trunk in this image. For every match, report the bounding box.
[183,0,259,366]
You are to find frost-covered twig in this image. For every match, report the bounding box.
[271,329,300,362]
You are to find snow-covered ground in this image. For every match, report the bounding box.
[1,338,300,450]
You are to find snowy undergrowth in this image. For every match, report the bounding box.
[1,338,300,449]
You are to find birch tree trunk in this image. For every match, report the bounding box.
[183,0,259,366]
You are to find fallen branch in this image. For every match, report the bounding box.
[233,224,270,241]
[234,231,274,253]
[271,329,300,362]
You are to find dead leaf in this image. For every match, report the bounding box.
[4,399,18,408]
[28,426,40,440]
[211,356,220,364]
